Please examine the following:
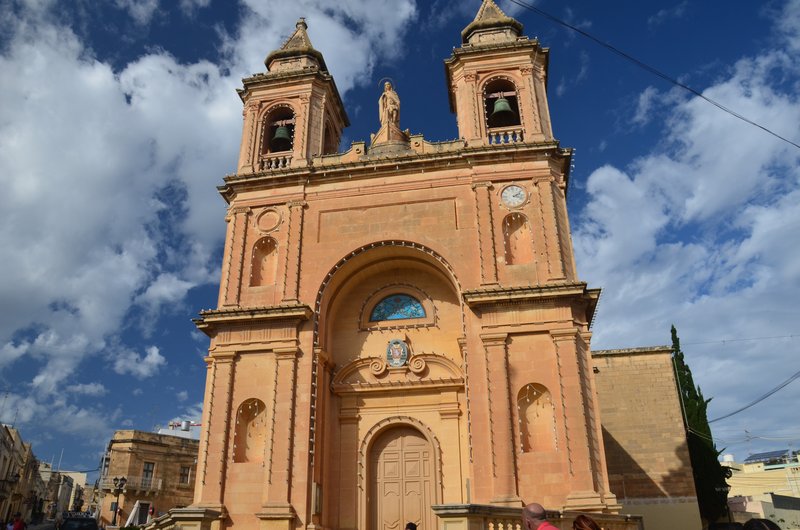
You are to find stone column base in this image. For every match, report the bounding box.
[256,503,296,530]
[146,505,224,530]
[563,491,608,513]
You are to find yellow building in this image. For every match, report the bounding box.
[99,430,199,527]
[152,2,702,530]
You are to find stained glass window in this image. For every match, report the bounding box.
[369,294,426,321]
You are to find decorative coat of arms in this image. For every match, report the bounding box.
[386,339,409,367]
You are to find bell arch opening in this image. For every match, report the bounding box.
[262,105,295,154]
[484,77,521,130]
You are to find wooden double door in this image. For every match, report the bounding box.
[370,427,435,530]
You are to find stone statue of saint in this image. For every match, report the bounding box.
[379,81,400,128]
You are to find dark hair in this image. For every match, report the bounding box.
[405,523,417,530]
[743,519,782,530]
[572,514,601,530]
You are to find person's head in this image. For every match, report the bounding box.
[12,514,20,521]
[743,519,782,530]
[522,503,547,530]
[405,523,417,530]
[572,514,601,530]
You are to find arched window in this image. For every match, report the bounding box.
[233,398,267,463]
[369,294,426,322]
[503,213,533,265]
[262,107,295,154]
[484,78,521,129]
[250,237,278,287]
[517,383,556,452]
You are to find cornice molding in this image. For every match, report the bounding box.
[193,303,312,335]
[463,281,592,306]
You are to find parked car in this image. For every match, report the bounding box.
[60,517,99,530]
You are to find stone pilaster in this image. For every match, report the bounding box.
[283,201,305,302]
[481,333,521,506]
[473,182,499,286]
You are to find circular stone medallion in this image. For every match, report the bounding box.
[256,209,281,233]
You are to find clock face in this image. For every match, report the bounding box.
[501,185,526,207]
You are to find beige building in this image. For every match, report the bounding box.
[724,451,800,526]
[151,2,700,530]
[593,348,702,530]
[99,430,199,527]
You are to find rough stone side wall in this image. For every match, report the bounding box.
[591,348,696,499]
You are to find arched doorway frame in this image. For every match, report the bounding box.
[307,240,472,488]
[358,416,443,530]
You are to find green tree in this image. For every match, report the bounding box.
[671,325,731,523]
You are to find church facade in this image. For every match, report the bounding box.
[159,2,700,530]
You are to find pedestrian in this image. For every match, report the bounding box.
[11,513,25,530]
[572,514,601,530]
[522,503,558,530]
[6,519,13,530]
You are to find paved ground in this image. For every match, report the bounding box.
[29,523,56,530]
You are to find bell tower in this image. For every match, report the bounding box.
[446,0,552,146]
[236,18,349,173]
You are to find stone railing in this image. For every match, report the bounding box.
[260,152,292,170]
[488,126,524,145]
[433,504,643,530]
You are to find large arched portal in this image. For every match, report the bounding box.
[369,426,435,530]
[315,243,467,530]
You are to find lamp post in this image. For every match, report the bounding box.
[110,477,126,527]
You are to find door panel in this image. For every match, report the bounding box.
[370,427,434,530]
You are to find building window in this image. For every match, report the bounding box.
[369,294,426,322]
[142,462,154,488]
[179,466,191,484]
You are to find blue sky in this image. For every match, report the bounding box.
[1,0,799,477]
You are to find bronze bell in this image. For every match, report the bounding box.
[491,96,514,118]
[271,125,292,152]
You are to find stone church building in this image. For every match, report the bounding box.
[152,2,702,530]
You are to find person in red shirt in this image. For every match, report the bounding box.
[522,503,558,530]
[11,513,25,530]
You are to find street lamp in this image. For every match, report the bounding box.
[110,476,127,526]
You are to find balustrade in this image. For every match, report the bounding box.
[260,153,292,170]
[488,126,525,145]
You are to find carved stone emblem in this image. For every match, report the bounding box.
[386,339,408,367]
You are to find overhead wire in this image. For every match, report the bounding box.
[505,0,800,151]
[710,367,800,423]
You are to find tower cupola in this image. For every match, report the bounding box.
[446,0,553,147]
[235,18,349,173]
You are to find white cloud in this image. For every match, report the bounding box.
[574,0,800,448]
[179,0,210,16]
[176,390,188,401]
[113,346,167,378]
[0,0,416,422]
[114,0,160,25]
[647,1,689,28]
[67,383,108,396]
[121,419,134,427]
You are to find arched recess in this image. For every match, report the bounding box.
[359,417,443,530]
[517,383,556,453]
[250,237,278,287]
[322,118,339,155]
[233,398,268,463]
[503,213,533,265]
[313,241,465,351]
[261,104,296,154]
[483,76,522,129]
[308,241,469,517]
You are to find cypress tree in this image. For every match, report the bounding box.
[671,325,731,523]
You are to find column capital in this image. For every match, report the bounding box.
[480,332,508,346]
[550,328,579,341]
